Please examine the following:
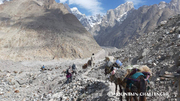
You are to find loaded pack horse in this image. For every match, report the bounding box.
[105,64,151,101]
[125,67,151,101]
[104,64,127,101]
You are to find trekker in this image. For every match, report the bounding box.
[41,65,45,70]
[72,63,77,75]
[66,66,72,83]
[91,53,95,67]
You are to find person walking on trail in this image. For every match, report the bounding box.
[66,66,72,83]
[72,63,77,75]
[41,65,45,70]
[91,53,95,67]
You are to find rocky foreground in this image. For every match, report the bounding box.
[110,14,180,100]
[0,59,120,101]
[0,57,178,101]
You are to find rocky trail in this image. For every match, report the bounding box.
[0,58,124,101]
[0,57,178,101]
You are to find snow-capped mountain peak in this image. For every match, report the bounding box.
[71,7,82,15]
[67,2,134,30]
[70,7,86,19]
[116,1,133,9]
[69,1,134,29]
[87,14,104,27]
[158,1,167,9]
[69,6,104,28]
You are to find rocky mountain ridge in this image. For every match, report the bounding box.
[109,14,180,100]
[93,0,180,48]
[98,2,134,27]
[111,14,180,71]
[69,0,180,48]
[0,0,102,61]
[67,2,134,35]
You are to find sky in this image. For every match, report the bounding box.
[0,0,10,4]
[0,0,172,16]
[55,0,172,16]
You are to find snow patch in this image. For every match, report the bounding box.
[117,12,128,22]
[86,14,103,27]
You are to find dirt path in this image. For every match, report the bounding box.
[80,63,121,100]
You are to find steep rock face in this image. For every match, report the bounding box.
[93,0,180,48]
[63,3,72,13]
[0,0,101,61]
[88,2,134,36]
[111,14,180,68]
[102,1,134,26]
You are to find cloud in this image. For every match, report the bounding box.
[69,0,104,15]
[125,0,145,7]
[0,1,3,4]
[60,0,67,3]
[0,0,10,4]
